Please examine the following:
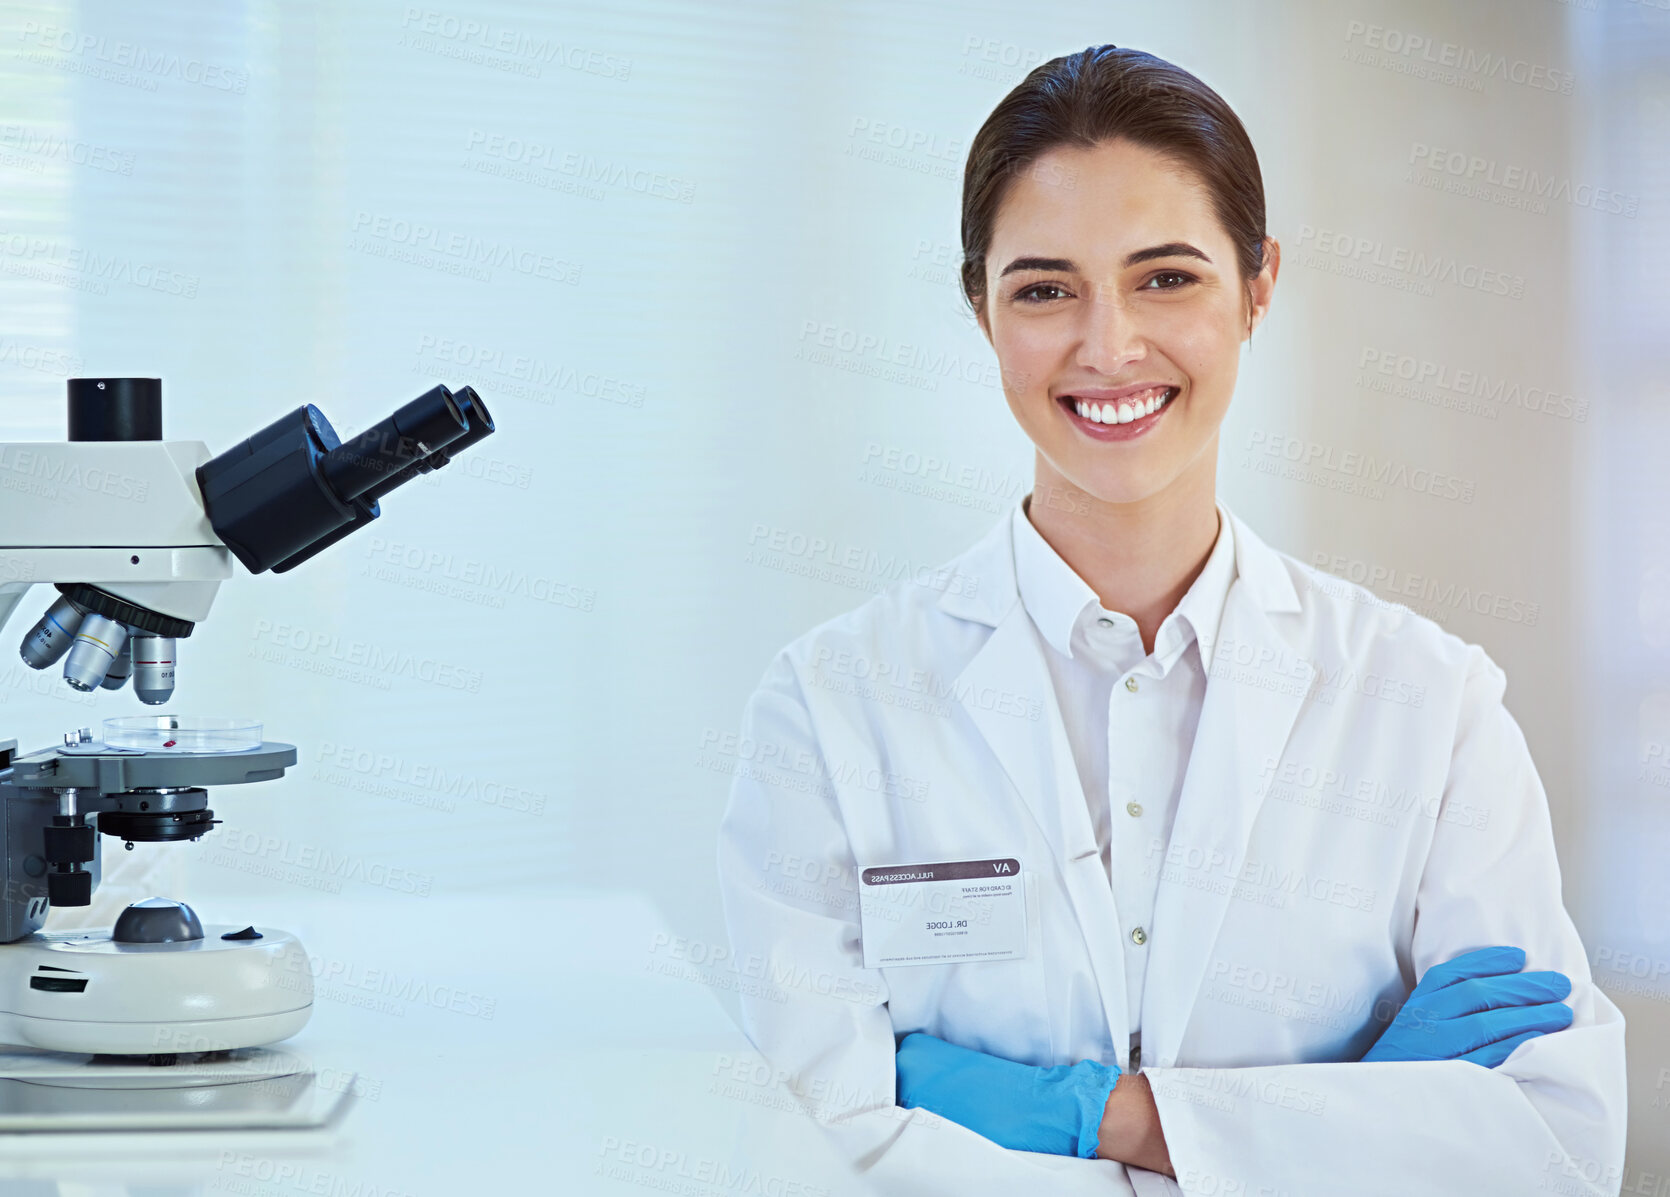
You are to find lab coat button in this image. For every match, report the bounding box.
[1125,676,1139,692]
[1097,617,1114,628]
[1126,801,1143,818]
[1131,926,1147,945]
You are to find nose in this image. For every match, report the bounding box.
[1076,283,1146,375]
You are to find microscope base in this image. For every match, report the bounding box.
[0,1008,311,1057]
[0,925,314,1055]
[0,1045,353,1132]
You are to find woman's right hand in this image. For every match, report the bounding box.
[1362,945,1573,1068]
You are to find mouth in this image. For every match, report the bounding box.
[1055,385,1179,441]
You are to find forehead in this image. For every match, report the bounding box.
[989,139,1224,264]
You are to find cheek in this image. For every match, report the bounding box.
[994,326,1063,396]
[1153,310,1240,387]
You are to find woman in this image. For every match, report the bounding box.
[717,45,1624,1196]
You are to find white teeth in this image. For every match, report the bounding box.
[1072,388,1174,426]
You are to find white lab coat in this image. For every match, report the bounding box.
[716,499,1626,1197]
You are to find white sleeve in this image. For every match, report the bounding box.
[715,650,1141,1196]
[1141,643,1628,1197]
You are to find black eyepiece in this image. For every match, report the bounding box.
[196,384,496,575]
[320,385,469,502]
[363,385,496,502]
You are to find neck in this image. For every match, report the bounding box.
[1023,452,1222,655]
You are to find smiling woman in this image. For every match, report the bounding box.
[963,50,1278,651]
[717,43,1625,1197]
[980,138,1260,545]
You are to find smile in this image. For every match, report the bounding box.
[1055,386,1178,440]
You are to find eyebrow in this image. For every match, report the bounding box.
[997,242,1213,277]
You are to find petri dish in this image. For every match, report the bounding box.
[102,716,262,754]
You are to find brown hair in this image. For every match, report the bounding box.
[960,44,1267,322]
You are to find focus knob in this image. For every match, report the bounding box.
[112,897,205,944]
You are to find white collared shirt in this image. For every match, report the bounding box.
[1011,491,1237,1045]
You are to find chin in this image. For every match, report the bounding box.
[1059,463,1171,507]
[1081,480,1166,506]
[1055,470,1162,507]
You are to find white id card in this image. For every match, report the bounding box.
[857,857,1027,968]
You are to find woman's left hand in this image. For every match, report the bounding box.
[894,1031,1122,1159]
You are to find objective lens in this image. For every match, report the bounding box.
[131,635,176,705]
[99,640,133,690]
[63,614,128,692]
[19,597,86,669]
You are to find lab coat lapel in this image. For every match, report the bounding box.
[942,518,1132,1052]
[1139,509,1313,1071]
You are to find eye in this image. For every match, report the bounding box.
[1143,271,1196,291]
[1014,282,1070,304]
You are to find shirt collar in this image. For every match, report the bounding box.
[1012,491,1237,670]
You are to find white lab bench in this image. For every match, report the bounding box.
[0,890,879,1196]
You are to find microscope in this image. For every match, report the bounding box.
[0,377,493,1065]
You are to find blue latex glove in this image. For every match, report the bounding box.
[1363,945,1573,1067]
[894,1031,1121,1159]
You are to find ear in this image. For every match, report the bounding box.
[1245,236,1280,339]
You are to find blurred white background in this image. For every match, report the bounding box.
[0,0,1664,1190]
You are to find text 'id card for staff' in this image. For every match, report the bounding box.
[857,857,1027,968]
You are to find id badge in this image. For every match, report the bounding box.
[857,857,1028,968]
